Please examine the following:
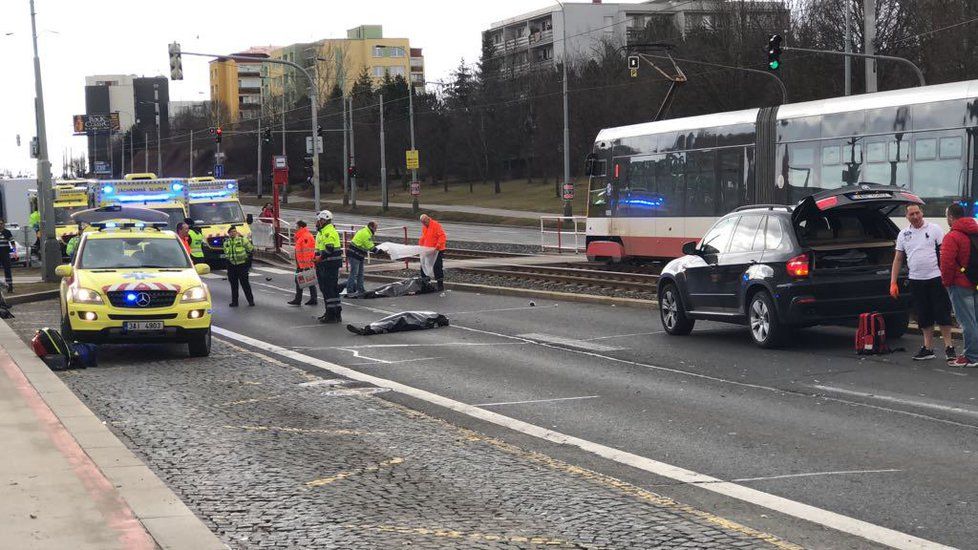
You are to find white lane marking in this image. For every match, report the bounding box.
[201,273,223,280]
[212,325,952,550]
[298,379,351,387]
[253,266,294,275]
[933,368,969,378]
[517,333,624,352]
[251,282,292,294]
[453,324,978,431]
[812,385,978,419]
[585,331,665,341]
[730,469,902,483]
[324,342,522,350]
[475,395,600,407]
[347,356,444,366]
[337,348,392,364]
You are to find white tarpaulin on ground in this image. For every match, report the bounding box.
[377,242,438,277]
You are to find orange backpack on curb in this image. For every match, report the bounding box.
[856,312,890,355]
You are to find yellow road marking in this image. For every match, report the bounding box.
[343,524,576,547]
[223,425,365,436]
[306,457,404,487]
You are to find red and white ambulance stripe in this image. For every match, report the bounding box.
[101,282,182,293]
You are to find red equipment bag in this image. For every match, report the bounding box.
[855,312,890,355]
[30,328,72,370]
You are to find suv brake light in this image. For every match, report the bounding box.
[787,254,810,277]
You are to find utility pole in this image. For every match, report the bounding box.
[408,83,418,213]
[129,131,134,173]
[154,83,162,175]
[556,0,572,218]
[349,96,357,208]
[29,0,58,280]
[121,133,126,176]
[257,84,263,199]
[108,131,114,177]
[864,0,877,93]
[844,1,852,96]
[379,93,387,211]
[144,131,149,170]
[342,94,349,207]
[189,129,194,177]
[311,64,320,211]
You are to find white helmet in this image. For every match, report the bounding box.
[317,210,333,222]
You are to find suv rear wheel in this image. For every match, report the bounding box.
[659,283,694,335]
[748,291,785,348]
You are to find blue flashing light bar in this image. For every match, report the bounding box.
[226,182,236,190]
[105,222,118,228]
[134,222,145,228]
[189,190,231,199]
[116,193,174,203]
[126,292,137,302]
[171,183,184,192]
[103,185,115,194]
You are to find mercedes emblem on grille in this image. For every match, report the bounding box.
[135,292,152,307]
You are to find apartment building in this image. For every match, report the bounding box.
[483,0,783,73]
[84,75,169,173]
[264,25,426,107]
[209,46,277,122]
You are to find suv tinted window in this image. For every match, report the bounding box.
[763,216,788,251]
[700,216,736,254]
[795,210,893,245]
[728,215,764,253]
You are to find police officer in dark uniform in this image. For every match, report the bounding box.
[0,219,16,292]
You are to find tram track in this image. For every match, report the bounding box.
[454,264,660,293]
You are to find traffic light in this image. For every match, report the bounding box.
[215,127,223,144]
[348,165,357,178]
[317,125,324,138]
[263,128,272,144]
[767,34,783,71]
[168,42,183,81]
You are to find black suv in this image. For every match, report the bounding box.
[658,185,920,348]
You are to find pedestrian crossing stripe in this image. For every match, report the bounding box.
[253,266,294,275]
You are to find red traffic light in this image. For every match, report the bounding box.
[215,127,223,143]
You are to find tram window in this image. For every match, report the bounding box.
[693,127,717,150]
[778,116,820,141]
[822,111,866,138]
[728,215,763,253]
[912,132,966,216]
[657,132,684,152]
[685,150,717,216]
[866,106,911,134]
[940,136,963,159]
[717,124,755,146]
[784,143,817,202]
[866,142,886,163]
[719,149,746,213]
[889,139,910,161]
[656,153,685,216]
[822,145,841,165]
[913,100,970,131]
[820,140,857,190]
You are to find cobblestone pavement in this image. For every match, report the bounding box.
[8,300,797,549]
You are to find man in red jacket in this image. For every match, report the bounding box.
[287,220,318,306]
[419,214,447,290]
[940,202,978,367]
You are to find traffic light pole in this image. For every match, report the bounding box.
[179,51,321,210]
[257,84,263,199]
[782,46,925,87]
[29,0,58,281]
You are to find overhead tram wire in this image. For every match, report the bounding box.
[890,14,978,45]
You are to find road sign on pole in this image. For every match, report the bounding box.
[410,181,421,196]
[562,183,575,200]
[214,164,225,178]
[406,149,419,170]
[306,136,323,154]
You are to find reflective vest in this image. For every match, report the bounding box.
[187,229,204,258]
[294,227,316,269]
[224,235,253,266]
[28,211,40,231]
[65,235,80,258]
[347,227,376,261]
[316,224,342,262]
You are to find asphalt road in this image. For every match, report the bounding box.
[206,264,977,549]
[243,204,544,246]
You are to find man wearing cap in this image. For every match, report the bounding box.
[314,210,343,323]
[224,225,255,307]
[184,218,206,264]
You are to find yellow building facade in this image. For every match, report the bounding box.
[208,48,276,122]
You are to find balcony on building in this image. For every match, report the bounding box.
[503,23,530,51]
[528,15,554,46]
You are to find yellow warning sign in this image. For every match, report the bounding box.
[406,149,419,170]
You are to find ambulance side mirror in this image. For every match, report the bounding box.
[55,264,73,278]
[246,214,254,225]
[194,263,211,276]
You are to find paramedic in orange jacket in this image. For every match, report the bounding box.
[287,220,318,306]
[419,214,447,290]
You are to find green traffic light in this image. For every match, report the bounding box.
[769,60,780,70]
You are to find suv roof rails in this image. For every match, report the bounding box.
[732,204,793,213]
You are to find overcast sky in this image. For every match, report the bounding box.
[0,0,647,176]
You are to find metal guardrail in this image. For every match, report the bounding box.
[539,216,586,254]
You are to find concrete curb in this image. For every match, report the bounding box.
[0,319,226,549]
[7,289,59,305]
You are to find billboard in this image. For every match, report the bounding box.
[73,113,121,135]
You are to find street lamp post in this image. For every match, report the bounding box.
[555,0,572,218]
[28,0,59,281]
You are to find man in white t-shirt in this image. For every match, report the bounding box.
[890,204,954,360]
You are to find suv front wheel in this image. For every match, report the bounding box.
[748,291,786,348]
[659,283,694,335]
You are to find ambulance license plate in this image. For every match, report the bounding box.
[124,321,164,332]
